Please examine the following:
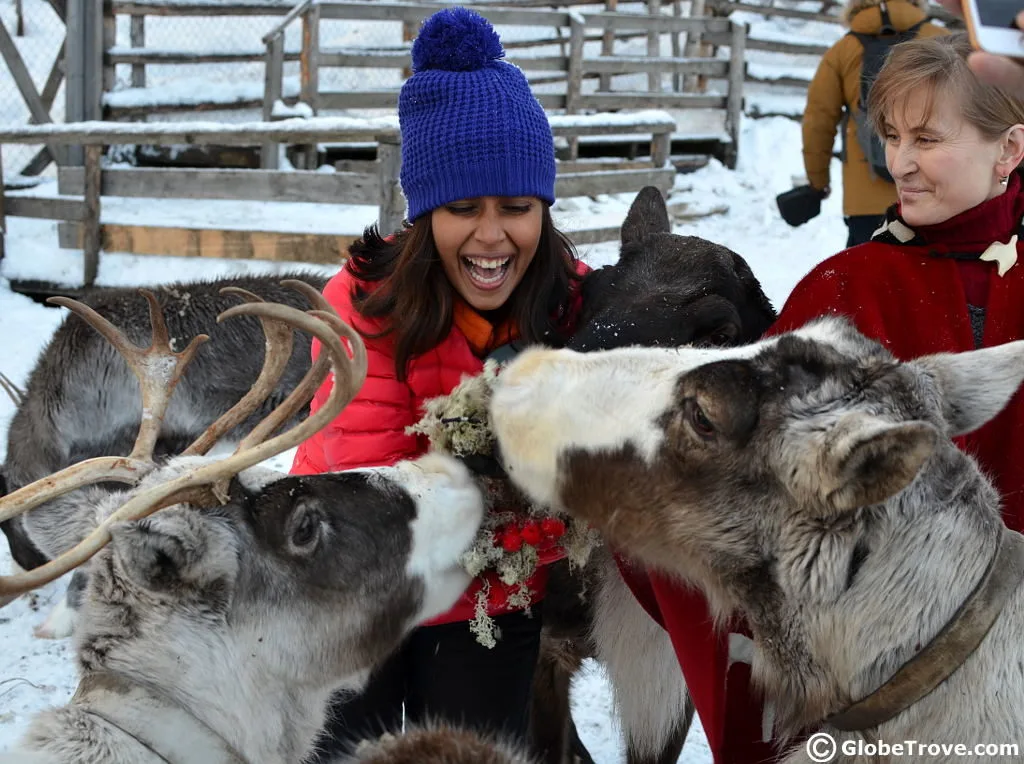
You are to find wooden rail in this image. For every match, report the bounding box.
[0,118,403,286]
[0,113,677,284]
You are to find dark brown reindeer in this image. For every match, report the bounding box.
[0,284,493,764]
[493,317,1024,762]
[531,186,776,764]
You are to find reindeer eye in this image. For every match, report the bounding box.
[685,399,715,440]
[290,509,321,551]
[705,324,739,347]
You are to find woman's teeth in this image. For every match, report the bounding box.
[463,256,511,287]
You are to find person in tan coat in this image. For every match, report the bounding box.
[803,0,947,246]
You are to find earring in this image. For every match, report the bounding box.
[1001,175,1010,186]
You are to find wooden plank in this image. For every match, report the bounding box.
[376,138,404,235]
[0,118,400,145]
[59,167,381,204]
[5,196,88,220]
[300,4,320,113]
[0,150,6,262]
[115,0,295,16]
[704,31,827,56]
[107,96,271,118]
[725,20,745,169]
[130,15,145,86]
[103,1,116,95]
[565,13,585,161]
[599,0,618,91]
[65,0,85,164]
[554,166,675,197]
[576,92,727,110]
[647,0,660,92]
[316,2,571,28]
[59,221,355,264]
[706,0,838,22]
[261,0,313,42]
[583,12,731,34]
[40,43,66,112]
[85,0,104,121]
[582,56,728,76]
[83,145,102,286]
[108,47,299,64]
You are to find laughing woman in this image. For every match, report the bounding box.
[290,6,588,760]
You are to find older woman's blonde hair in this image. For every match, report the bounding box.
[841,0,928,26]
[868,33,1024,143]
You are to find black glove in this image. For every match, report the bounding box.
[776,185,826,227]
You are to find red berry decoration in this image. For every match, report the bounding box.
[520,521,543,546]
[501,528,523,553]
[541,517,566,538]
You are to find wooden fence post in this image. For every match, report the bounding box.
[684,0,708,93]
[376,136,404,236]
[725,21,746,169]
[130,15,146,89]
[65,0,105,164]
[598,0,617,92]
[299,4,321,169]
[0,148,6,262]
[566,13,585,161]
[83,144,102,286]
[647,0,660,93]
[262,36,284,170]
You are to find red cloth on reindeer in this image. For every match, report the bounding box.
[291,259,589,625]
[617,177,1024,763]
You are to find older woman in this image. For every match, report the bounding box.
[619,33,1024,763]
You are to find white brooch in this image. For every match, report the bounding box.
[980,235,1019,277]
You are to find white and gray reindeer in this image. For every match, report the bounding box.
[0,283,517,764]
[491,316,1024,762]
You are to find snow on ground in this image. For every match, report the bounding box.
[0,112,848,761]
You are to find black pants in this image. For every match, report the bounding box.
[845,214,884,247]
[309,606,543,760]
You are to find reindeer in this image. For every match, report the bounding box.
[491,317,1024,762]
[1,273,330,575]
[0,283,489,764]
[532,186,776,764]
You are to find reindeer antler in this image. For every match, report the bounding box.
[0,286,366,602]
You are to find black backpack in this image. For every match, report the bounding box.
[847,1,923,182]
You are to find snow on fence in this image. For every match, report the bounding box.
[0,112,676,285]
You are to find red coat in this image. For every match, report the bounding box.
[292,258,589,625]
[620,177,1024,763]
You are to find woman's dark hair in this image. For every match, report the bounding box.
[347,205,581,381]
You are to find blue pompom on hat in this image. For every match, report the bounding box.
[399,7,556,222]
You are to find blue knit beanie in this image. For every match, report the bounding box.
[399,7,557,222]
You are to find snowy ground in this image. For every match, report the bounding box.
[0,111,849,760]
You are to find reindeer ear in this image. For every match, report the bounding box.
[817,416,937,513]
[621,186,670,245]
[913,341,1024,436]
[109,510,235,593]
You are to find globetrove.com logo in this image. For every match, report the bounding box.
[805,732,1020,762]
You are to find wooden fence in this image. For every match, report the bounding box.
[0,112,677,284]
[261,0,745,167]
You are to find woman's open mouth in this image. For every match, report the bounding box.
[461,255,513,291]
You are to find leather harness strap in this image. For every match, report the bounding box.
[827,527,1024,732]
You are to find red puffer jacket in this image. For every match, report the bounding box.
[292,258,590,625]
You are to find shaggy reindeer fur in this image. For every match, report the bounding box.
[352,724,537,764]
[1,273,329,571]
[532,186,773,764]
[1,453,484,764]
[492,318,1024,762]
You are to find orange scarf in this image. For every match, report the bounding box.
[452,298,519,357]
